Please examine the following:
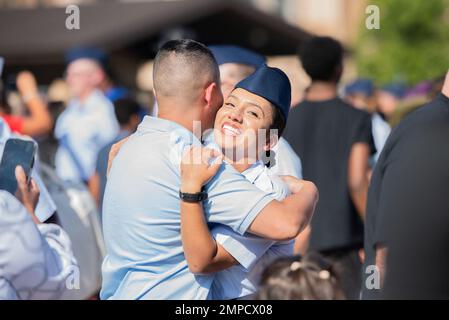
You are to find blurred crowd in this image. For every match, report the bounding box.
[1,35,448,300]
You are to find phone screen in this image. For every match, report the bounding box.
[0,138,37,194]
[0,56,4,78]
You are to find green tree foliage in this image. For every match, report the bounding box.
[356,0,449,85]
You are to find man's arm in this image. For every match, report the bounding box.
[180,202,238,274]
[247,180,318,241]
[180,146,237,274]
[182,146,318,243]
[294,225,311,255]
[88,172,101,205]
[348,142,371,220]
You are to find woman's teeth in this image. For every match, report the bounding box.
[222,124,241,137]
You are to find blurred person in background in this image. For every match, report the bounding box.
[389,76,445,128]
[345,79,391,165]
[376,83,406,122]
[0,71,52,136]
[0,166,77,300]
[283,36,376,299]
[90,97,141,213]
[38,78,70,167]
[256,252,345,300]
[209,45,303,180]
[344,78,375,111]
[363,70,449,300]
[54,48,119,184]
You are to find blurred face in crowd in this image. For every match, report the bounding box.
[219,63,256,98]
[214,88,277,163]
[346,94,370,110]
[65,58,104,99]
[376,90,400,116]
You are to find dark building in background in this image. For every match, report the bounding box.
[0,0,310,88]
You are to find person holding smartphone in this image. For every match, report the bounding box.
[0,166,78,300]
[0,117,57,223]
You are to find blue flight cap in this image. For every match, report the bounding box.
[345,78,374,97]
[381,83,406,99]
[235,64,291,120]
[65,47,108,68]
[209,45,266,67]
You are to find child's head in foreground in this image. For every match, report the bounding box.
[256,252,346,300]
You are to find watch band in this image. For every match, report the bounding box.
[179,189,208,203]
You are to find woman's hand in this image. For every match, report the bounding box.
[180,146,223,193]
[280,175,305,194]
[107,137,129,177]
[14,165,40,224]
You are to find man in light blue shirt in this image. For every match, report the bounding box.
[101,40,317,300]
[54,54,119,183]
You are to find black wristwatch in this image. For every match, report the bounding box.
[179,189,208,203]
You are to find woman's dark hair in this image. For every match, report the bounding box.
[269,105,286,138]
[256,252,345,300]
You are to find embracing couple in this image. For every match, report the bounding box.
[100,39,318,300]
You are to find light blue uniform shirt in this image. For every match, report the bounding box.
[371,112,391,164]
[269,137,302,179]
[204,137,294,300]
[0,190,77,300]
[100,116,274,300]
[54,90,119,182]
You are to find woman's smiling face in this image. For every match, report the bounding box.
[214,88,275,161]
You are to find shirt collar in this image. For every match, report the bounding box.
[137,116,202,146]
[241,160,265,184]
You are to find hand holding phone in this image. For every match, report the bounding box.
[0,138,37,195]
[14,165,40,219]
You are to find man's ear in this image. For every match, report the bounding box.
[204,82,223,108]
[204,82,216,107]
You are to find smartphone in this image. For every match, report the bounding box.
[0,138,37,194]
[0,56,4,78]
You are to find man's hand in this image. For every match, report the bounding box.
[180,146,223,193]
[280,175,305,194]
[107,137,129,177]
[14,165,40,224]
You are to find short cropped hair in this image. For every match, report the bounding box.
[299,36,343,82]
[153,39,220,102]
